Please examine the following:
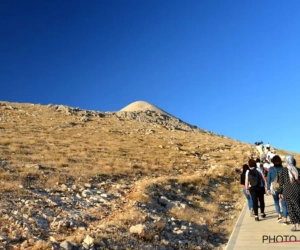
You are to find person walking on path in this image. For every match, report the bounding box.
[256,158,267,177]
[261,153,271,176]
[279,155,300,231]
[255,142,265,155]
[240,164,253,216]
[267,155,288,224]
[245,159,267,221]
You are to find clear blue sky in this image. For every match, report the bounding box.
[1,0,299,153]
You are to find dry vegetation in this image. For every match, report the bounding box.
[0,101,299,249]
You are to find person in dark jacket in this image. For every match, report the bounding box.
[267,155,288,224]
[240,164,253,216]
[245,159,267,221]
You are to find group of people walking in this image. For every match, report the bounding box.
[241,149,300,231]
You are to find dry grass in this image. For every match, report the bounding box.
[31,240,52,250]
[114,208,146,227]
[168,206,204,224]
[65,233,86,245]
[177,175,210,187]
[0,180,20,192]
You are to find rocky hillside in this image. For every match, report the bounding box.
[0,101,298,250]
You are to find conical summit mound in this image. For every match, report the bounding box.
[120,101,176,118]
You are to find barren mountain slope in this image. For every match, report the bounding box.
[0,101,298,250]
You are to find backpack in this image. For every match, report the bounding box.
[270,167,280,194]
[248,169,260,187]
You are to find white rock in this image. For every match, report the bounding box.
[49,236,57,242]
[60,241,73,250]
[83,235,94,246]
[82,189,92,197]
[129,224,146,235]
[0,235,7,242]
[84,183,92,188]
[24,164,41,169]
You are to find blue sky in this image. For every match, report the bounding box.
[1,0,300,153]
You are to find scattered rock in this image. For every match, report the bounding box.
[130,224,146,235]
